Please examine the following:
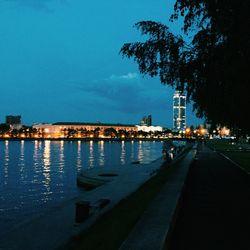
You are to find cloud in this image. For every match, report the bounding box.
[73,74,167,115]
[109,72,139,81]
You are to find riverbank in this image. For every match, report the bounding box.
[0,137,193,142]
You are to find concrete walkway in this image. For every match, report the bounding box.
[119,147,196,250]
[168,143,250,250]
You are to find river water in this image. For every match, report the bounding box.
[0,140,164,231]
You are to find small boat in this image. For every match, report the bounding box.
[77,175,109,190]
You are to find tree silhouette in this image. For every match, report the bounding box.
[121,0,250,134]
[0,124,10,135]
[104,128,118,138]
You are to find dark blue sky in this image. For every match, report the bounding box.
[0,0,203,127]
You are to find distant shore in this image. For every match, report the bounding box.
[0,137,193,142]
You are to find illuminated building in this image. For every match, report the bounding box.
[32,122,138,138]
[136,125,163,133]
[173,91,186,131]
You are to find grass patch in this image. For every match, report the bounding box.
[61,147,192,250]
[223,151,250,173]
[206,139,240,151]
[207,139,250,173]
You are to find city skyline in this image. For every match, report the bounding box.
[0,0,203,127]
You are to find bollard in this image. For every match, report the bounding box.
[75,201,90,223]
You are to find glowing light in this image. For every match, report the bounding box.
[200,129,206,135]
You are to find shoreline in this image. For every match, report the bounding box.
[0,137,194,142]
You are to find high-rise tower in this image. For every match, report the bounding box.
[140,115,152,126]
[173,91,186,130]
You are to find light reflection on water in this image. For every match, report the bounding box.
[4,141,9,185]
[0,140,163,231]
[89,140,94,168]
[138,140,144,162]
[59,140,65,172]
[76,141,82,172]
[43,140,51,203]
[98,140,105,166]
[120,141,125,165]
[19,141,25,182]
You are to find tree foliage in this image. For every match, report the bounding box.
[0,123,10,133]
[121,0,250,133]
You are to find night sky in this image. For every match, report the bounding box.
[0,0,203,127]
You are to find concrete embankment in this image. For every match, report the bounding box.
[119,147,196,250]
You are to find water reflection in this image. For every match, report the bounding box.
[98,140,105,166]
[59,140,65,172]
[33,140,42,185]
[4,140,9,184]
[43,140,51,202]
[89,140,94,168]
[120,141,125,165]
[33,140,39,162]
[19,140,25,181]
[76,140,82,171]
[138,140,144,162]
[130,141,135,162]
[43,141,51,168]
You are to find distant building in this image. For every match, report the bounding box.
[136,125,163,133]
[6,115,22,130]
[173,91,186,130]
[32,122,138,138]
[140,115,152,126]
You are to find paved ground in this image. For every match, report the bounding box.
[168,143,250,250]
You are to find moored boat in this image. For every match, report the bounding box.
[77,175,109,190]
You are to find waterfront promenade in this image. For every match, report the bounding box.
[168,143,250,250]
[119,143,250,250]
